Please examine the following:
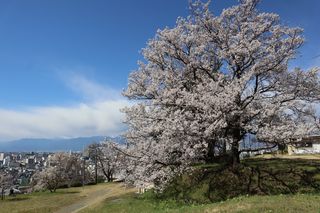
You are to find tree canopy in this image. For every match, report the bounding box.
[123,0,320,189]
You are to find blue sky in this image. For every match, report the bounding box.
[0,0,319,141]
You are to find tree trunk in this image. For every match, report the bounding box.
[206,139,216,163]
[95,155,98,184]
[229,94,242,167]
[222,139,227,156]
[231,142,240,167]
[107,174,112,182]
[230,127,241,167]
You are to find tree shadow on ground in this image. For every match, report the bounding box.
[160,158,320,203]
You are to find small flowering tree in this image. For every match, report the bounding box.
[32,152,83,192]
[123,0,320,189]
[88,141,126,182]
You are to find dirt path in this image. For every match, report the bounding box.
[54,184,133,213]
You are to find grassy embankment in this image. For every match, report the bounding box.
[81,193,320,213]
[82,155,320,213]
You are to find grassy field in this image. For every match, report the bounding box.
[80,192,320,213]
[0,182,123,213]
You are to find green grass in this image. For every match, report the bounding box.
[80,192,320,213]
[0,183,114,213]
[82,157,320,213]
[159,157,320,203]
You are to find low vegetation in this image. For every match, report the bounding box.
[81,192,320,213]
[82,157,320,213]
[159,158,320,203]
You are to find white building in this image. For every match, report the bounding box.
[0,153,4,161]
[288,136,320,155]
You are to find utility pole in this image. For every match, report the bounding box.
[82,145,85,187]
[95,145,98,184]
[1,188,4,200]
[81,156,89,187]
[82,157,85,187]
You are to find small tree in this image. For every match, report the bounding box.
[32,152,82,192]
[33,167,66,192]
[88,141,125,182]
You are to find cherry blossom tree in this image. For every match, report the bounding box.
[88,140,127,182]
[32,152,83,192]
[123,0,320,189]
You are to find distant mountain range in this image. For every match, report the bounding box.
[0,136,126,152]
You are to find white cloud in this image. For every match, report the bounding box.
[0,74,130,141]
[67,73,122,101]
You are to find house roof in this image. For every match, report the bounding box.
[299,135,320,143]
